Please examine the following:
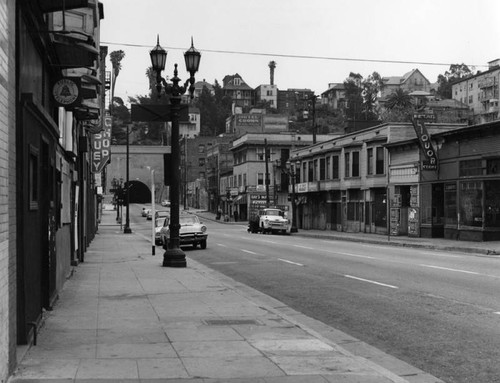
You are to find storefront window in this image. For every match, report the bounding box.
[459,159,483,177]
[485,180,500,228]
[444,183,457,225]
[459,181,483,227]
[373,188,386,227]
[420,184,432,224]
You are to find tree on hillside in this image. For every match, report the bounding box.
[437,63,473,99]
[195,80,232,136]
[344,72,382,121]
[385,88,413,110]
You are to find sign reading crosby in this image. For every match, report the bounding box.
[91,113,112,173]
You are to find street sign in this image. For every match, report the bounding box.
[91,114,112,173]
[131,104,189,122]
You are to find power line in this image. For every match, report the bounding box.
[101,40,487,69]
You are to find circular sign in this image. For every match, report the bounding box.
[53,78,79,105]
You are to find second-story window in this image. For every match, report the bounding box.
[319,158,326,180]
[367,148,374,175]
[352,151,360,177]
[332,155,339,179]
[257,147,265,161]
[308,161,314,182]
[326,157,331,179]
[344,153,350,178]
[376,147,385,175]
[257,173,264,185]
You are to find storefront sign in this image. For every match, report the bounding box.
[235,114,262,127]
[91,114,112,173]
[411,118,438,171]
[53,77,82,108]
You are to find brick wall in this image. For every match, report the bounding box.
[0,0,16,381]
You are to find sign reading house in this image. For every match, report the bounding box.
[411,117,438,171]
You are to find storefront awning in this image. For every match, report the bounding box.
[74,106,99,121]
[52,33,99,68]
[39,0,89,13]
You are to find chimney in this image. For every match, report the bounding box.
[268,61,276,85]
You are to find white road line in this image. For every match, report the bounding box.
[419,264,480,275]
[293,245,315,250]
[278,258,304,266]
[345,275,399,289]
[326,251,374,259]
[241,249,258,255]
[494,312,500,315]
[217,243,228,247]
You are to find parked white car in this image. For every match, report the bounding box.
[160,214,208,249]
[249,208,291,235]
[155,217,167,245]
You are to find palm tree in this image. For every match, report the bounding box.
[109,50,125,111]
[385,88,413,110]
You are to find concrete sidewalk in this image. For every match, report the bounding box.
[10,209,444,383]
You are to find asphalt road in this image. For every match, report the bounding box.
[128,205,500,383]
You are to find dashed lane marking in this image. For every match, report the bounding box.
[278,258,304,266]
[345,275,399,289]
[419,264,480,275]
[293,245,315,250]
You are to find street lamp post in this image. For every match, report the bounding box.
[286,160,299,233]
[146,166,156,255]
[149,36,201,268]
[123,124,132,233]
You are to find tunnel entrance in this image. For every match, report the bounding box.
[125,180,151,203]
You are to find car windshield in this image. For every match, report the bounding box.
[155,218,165,227]
[265,209,281,216]
[179,216,198,225]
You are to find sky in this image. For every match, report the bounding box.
[100,0,500,104]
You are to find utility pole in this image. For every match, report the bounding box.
[265,138,270,208]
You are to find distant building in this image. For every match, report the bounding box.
[277,88,315,116]
[179,107,201,138]
[321,83,345,110]
[380,69,432,102]
[255,84,278,109]
[222,73,254,109]
[451,59,500,124]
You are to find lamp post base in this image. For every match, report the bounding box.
[163,248,187,267]
[124,226,132,234]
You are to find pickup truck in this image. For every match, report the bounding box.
[248,208,291,235]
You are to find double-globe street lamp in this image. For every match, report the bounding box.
[149,36,201,268]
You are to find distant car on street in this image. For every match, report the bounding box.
[155,210,169,220]
[155,217,167,245]
[248,207,291,235]
[160,214,207,249]
[146,209,153,220]
[161,200,170,207]
[141,207,148,217]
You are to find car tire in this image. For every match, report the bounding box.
[192,242,198,249]
[200,240,207,249]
